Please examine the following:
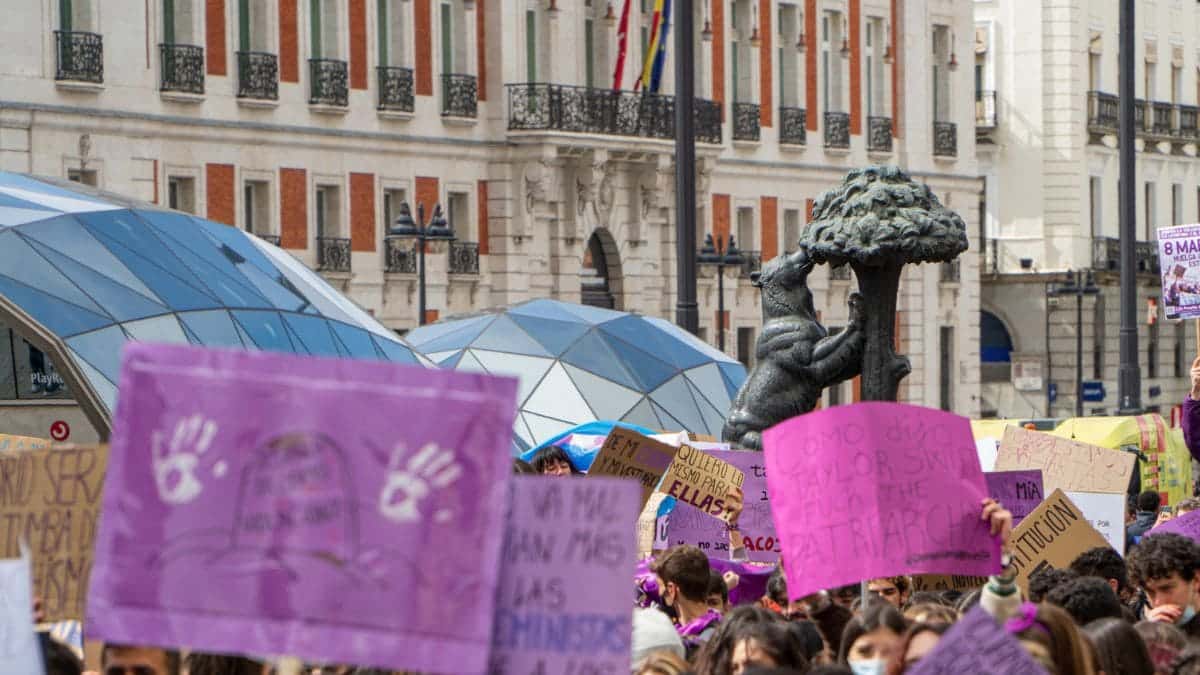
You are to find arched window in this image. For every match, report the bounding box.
[980,310,1013,363]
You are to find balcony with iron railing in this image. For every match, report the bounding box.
[449,242,480,275]
[976,90,997,130]
[316,236,351,273]
[55,31,103,83]
[1092,236,1161,274]
[779,107,806,145]
[385,238,417,274]
[159,44,204,94]
[1134,98,1147,131]
[867,116,893,153]
[940,259,961,283]
[442,73,478,118]
[505,83,723,144]
[377,66,414,112]
[237,51,278,100]
[1087,91,1119,134]
[1151,101,1175,138]
[1181,105,1200,141]
[309,58,348,107]
[933,121,957,157]
[824,111,850,149]
[733,102,761,141]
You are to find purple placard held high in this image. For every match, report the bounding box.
[906,606,1049,675]
[666,451,780,562]
[1148,509,1200,543]
[984,470,1045,526]
[88,343,518,674]
[1158,224,1200,320]
[490,476,640,674]
[763,403,1001,601]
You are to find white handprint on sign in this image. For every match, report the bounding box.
[379,443,463,524]
[152,415,221,505]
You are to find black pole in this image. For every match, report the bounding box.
[417,204,428,326]
[1118,0,1140,413]
[1076,278,1084,417]
[717,261,726,351]
[1045,282,1053,418]
[674,0,699,334]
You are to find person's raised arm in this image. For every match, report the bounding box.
[1184,356,1200,462]
[980,498,1022,624]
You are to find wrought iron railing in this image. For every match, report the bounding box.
[867,116,893,152]
[237,51,278,100]
[933,121,957,157]
[1152,101,1175,137]
[1093,236,1161,274]
[505,83,722,144]
[55,31,103,83]
[316,236,352,272]
[739,251,762,278]
[309,58,348,106]
[442,73,478,117]
[449,242,480,275]
[940,259,961,282]
[159,43,204,94]
[830,265,852,281]
[732,102,761,141]
[824,111,850,149]
[1134,98,1147,131]
[377,66,414,112]
[1136,241,1160,274]
[1180,105,1200,140]
[779,106,806,145]
[1087,91,1119,132]
[975,90,997,129]
[385,237,417,273]
[255,233,281,246]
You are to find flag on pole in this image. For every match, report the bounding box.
[636,0,667,92]
[648,0,673,92]
[612,0,634,90]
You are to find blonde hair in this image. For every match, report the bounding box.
[636,650,691,675]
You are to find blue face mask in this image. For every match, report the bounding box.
[849,659,888,675]
[1177,604,1197,626]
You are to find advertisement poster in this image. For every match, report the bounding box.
[1158,225,1200,320]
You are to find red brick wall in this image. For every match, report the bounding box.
[424,309,440,324]
[761,196,778,260]
[759,0,772,127]
[712,0,725,112]
[415,176,439,252]
[414,0,432,96]
[280,168,308,249]
[206,0,227,75]
[805,0,817,131]
[349,172,375,252]
[849,0,862,135]
[349,0,368,89]
[476,0,487,101]
[477,180,489,255]
[279,0,298,83]
[205,163,235,225]
[713,193,731,243]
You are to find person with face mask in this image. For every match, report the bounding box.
[1128,533,1200,638]
[837,601,908,675]
[650,545,723,657]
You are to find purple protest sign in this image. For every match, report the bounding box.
[490,476,640,674]
[1148,509,1200,543]
[984,471,1045,526]
[665,451,780,562]
[763,403,1000,601]
[1158,224,1200,320]
[907,606,1049,675]
[87,343,518,674]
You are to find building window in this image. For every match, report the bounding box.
[59,0,94,31]
[243,180,270,235]
[377,0,405,66]
[239,0,271,52]
[167,176,196,213]
[383,187,408,229]
[783,208,801,253]
[315,185,342,239]
[163,0,196,44]
[736,206,755,251]
[737,326,756,368]
[732,0,754,103]
[939,326,954,411]
[1172,64,1182,104]
[1089,176,1102,237]
[441,1,467,76]
[932,25,952,122]
[1175,321,1186,378]
[1148,316,1159,379]
[67,168,98,186]
[821,12,844,111]
[1088,52,1101,91]
[447,191,471,240]
[1093,294,1105,379]
[866,17,885,116]
[1173,183,1183,226]
[310,0,340,59]
[525,9,537,83]
[1145,60,1156,100]
[778,3,801,107]
[1145,182,1155,240]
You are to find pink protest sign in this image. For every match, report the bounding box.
[665,451,780,562]
[984,470,1044,526]
[1148,510,1200,543]
[763,403,1000,601]
[87,343,518,674]
[490,476,640,674]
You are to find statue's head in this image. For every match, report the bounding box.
[753,248,818,319]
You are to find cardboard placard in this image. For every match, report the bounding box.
[1008,490,1110,592]
[910,574,990,593]
[1158,224,1200,320]
[984,470,1045,525]
[589,428,678,507]
[0,443,107,622]
[658,444,745,523]
[906,606,1050,675]
[635,493,669,556]
[665,451,780,562]
[1066,491,1127,555]
[994,427,1136,495]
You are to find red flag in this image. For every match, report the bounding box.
[612,0,634,90]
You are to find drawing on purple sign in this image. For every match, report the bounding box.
[88,343,519,675]
[1158,224,1200,320]
[906,606,1049,675]
[490,476,640,674]
[984,471,1044,526]
[666,451,781,562]
[763,403,1001,602]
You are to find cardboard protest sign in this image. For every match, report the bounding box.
[1008,490,1110,592]
[636,493,669,556]
[764,403,1000,601]
[589,428,677,507]
[911,575,990,593]
[1158,224,1200,320]
[88,343,519,675]
[1066,491,1127,555]
[994,427,1136,495]
[907,606,1049,675]
[658,445,745,524]
[490,477,639,674]
[1149,509,1200,542]
[0,547,43,674]
[666,451,780,562]
[985,470,1044,525]
[0,443,107,622]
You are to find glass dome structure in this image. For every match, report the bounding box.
[406,299,747,452]
[0,172,425,436]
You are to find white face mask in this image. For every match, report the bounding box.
[849,659,888,675]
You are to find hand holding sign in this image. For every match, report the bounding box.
[658,445,745,524]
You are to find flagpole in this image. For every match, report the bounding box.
[674,0,699,335]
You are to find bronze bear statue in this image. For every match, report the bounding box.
[722,249,866,450]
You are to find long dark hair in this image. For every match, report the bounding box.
[529,446,580,474]
[694,606,809,675]
[888,622,950,675]
[838,601,908,664]
[1083,618,1154,675]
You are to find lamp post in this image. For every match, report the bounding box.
[698,233,745,352]
[386,201,455,325]
[1048,270,1101,417]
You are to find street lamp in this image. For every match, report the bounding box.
[387,201,455,326]
[1048,269,1101,417]
[698,233,745,352]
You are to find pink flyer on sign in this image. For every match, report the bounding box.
[88,343,518,674]
[763,403,1001,601]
